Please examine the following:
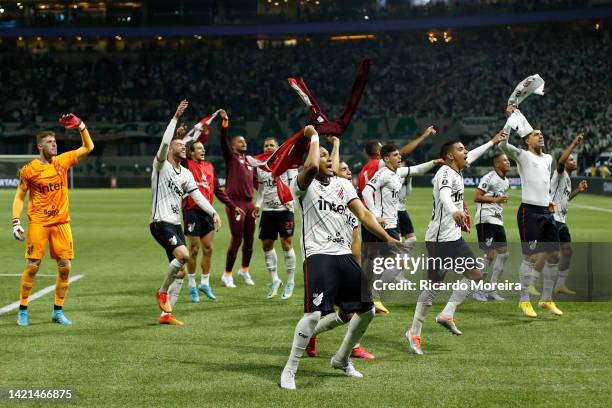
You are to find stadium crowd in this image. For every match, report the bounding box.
[1,24,610,165]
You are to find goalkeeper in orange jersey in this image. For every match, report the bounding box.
[12,113,94,326]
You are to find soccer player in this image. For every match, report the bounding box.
[550,134,588,295]
[406,131,505,355]
[499,114,564,318]
[12,113,94,326]
[472,153,511,302]
[219,110,257,288]
[280,126,399,390]
[397,158,416,242]
[150,100,221,326]
[361,145,441,314]
[181,139,243,302]
[254,137,298,300]
[305,136,375,360]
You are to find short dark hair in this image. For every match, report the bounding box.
[364,141,381,156]
[36,131,55,144]
[492,152,506,164]
[380,144,398,159]
[263,136,277,144]
[231,135,245,143]
[439,139,461,159]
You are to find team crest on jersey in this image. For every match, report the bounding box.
[313,292,324,307]
[56,167,62,176]
[337,188,344,200]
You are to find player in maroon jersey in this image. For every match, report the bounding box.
[218,110,258,288]
[182,139,243,301]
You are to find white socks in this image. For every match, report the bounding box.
[556,268,569,288]
[168,278,183,307]
[284,249,296,284]
[265,249,279,282]
[188,273,197,289]
[160,259,183,292]
[201,273,210,286]
[313,312,346,336]
[442,277,472,318]
[411,289,438,336]
[333,308,374,364]
[490,252,509,285]
[541,263,559,301]
[519,260,536,302]
[285,312,321,371]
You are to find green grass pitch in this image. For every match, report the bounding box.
[1,188,611,407]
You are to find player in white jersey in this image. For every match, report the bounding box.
[280,126,399,390]
[306,136,375,361]
[397,158,416,241]
[550,134,588,295]
[362,144,440,241]
[150,100,221,325]
[254,137,299,299]
[406,131,505,355]
[500,107,571,317]
[472,153,511,302]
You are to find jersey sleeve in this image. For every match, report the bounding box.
[342,178,359,205]
[366,168,386,192]
[18,164,31,192]
[56,151,79,169]
[290,176,306,199]
[477,172,493,192]
[437,168,452,191]
[183,169,199,195]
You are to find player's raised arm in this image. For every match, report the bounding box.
[59,113,94,161]
[556,133,583,174]
[329,136,340,174]
[156,100,188,165]
[397,158,442,178]
[467,130,505,165]
[398,125,437,157]
[295,125,320,191]
[218,109,233,160]
[348,199,398,245]
[570,180,588,201]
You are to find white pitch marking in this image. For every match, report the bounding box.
[506,191,612,213]
[0,274,84,315]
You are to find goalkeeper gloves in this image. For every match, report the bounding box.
[59,113,86,131]
[12,218,25,241]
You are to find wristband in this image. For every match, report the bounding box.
[310,134,319,144]
[78,122,86,131]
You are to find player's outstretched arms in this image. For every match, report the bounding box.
[295,126,320,191]
[557,133,583,173]
[11,188,26,240]
[156,100,187,165]
[398,125,437,157]
[467,130,506,165]
[349,199,399,245]
[59,113,94,161]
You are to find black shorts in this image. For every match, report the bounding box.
[517,203,560,255]
[361,225,400,243]
[183,208,215,238]
[476,223,508,250]
[425,239,478,282]
[555,221,572,243]
[303,253,373,315]
[398,210,415,236]
[150,222,186,262]
[258,210,294,240]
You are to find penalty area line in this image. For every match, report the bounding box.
[0,274,84,315]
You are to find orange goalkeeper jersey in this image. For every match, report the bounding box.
[19,151,78,227]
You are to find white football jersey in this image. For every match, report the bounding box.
[425,165,464,242]
[150,159,198,225]
[475,170,510,226]
[366,166,402,229]
[550,169,571,223]
[501,142,553,207]
[291,176,359,259]
[256,167,298,212]
[397,175,413,212]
